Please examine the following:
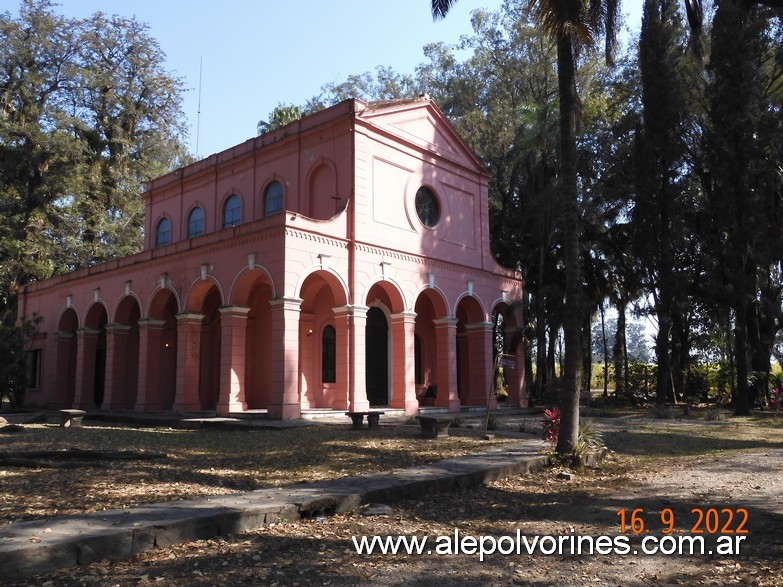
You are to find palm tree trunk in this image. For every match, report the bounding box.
[600,302,608,398]
[555,33,582,454]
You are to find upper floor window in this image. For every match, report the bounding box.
[188,207,205,238]
[264,180,284,216]
[155,217,171,247]
[415,186,440,228]
[223,194,242,228]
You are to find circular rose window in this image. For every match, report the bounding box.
[415,186,440,228]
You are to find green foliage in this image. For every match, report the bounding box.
[0,0,189,307]
[257,104,304,134]
[545,417,604,468]
[0,311,42,409]
[304,66,419,113]
[577,418,603,449]
[591,317,652,363]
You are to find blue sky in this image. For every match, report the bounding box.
[5,1,642,158]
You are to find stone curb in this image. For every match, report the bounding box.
[0,441,558,582]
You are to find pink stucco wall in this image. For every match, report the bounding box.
[19,97,525,418]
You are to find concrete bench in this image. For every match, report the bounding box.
[345,411,385,430]
[59,409,86,428]
[415,414,454,438]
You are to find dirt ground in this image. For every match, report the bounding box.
[5,411,783,586]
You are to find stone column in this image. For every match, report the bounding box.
[268,298,302,419]
[135,319,165,411]
[103,323,131,410]
[172,313,204,413]
[465,321,495,409]
[349,305,369,413]
[216,306,250,416]
[390,311,418,414]
[72,328,100,409]
[332,306,352,412]
[433,317,460,411]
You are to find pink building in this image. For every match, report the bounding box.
[18,97,526,419]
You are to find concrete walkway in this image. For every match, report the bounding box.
[0,436,559,583]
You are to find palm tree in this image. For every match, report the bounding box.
[431,0,620,453]
[257,104,304,135]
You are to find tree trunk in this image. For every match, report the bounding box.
[600,303,609,398]
[613,299,627,397]
[671,309,689,402]
[535,291,547,401]
[656,307,671,405]
[555,34,582,454]
[734,296,751,415]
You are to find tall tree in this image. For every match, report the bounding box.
[0,1,188,311]
[0,1,80,307]
[702,0,783,414]
[633,0,694,405]
[432,0,620,453]
[70,11,189,266]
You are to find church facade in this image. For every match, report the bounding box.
[18,97,526,419]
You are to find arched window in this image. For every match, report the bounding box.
[187,207,205,238]
[264,180,284,217]
[322,325,336,383]
[155,218,171,247]
[223,194,242,228]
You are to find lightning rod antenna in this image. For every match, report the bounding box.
[195,56,203,159]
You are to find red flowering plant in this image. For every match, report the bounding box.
[769,373,783,413]
[542,406,561,449]
[770,388,781,412]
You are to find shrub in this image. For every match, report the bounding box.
[542,406,560,448]
[577,418,603,449]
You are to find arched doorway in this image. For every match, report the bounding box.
[147,288,179,410]
[56,308,79,408]
[112,296,141,409]
[84,303,108,408]
[455,295,486,406]
[365,306,389,406]
[199,287,221,410]
[233,271,273,409]
[299,271,341,409]
[413,288,454,409]
[492,301,526,406]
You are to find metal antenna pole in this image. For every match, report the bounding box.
[195,57,203,159]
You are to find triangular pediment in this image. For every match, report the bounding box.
[358,99,487,173]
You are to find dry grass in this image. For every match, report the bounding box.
[5,410,783,586]
[0,422,515,525]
